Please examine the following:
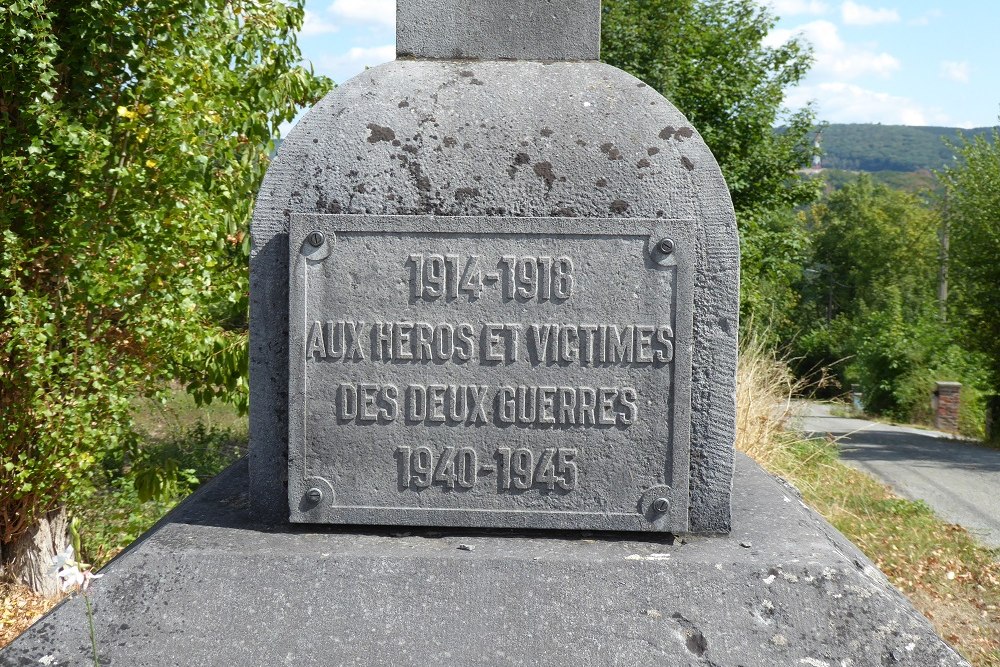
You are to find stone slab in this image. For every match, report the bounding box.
[250,59,739,533]
[396,0,601,61]
[2,454,968,666]
[287,214,694,532]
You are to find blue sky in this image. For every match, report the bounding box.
[293,0,999,130]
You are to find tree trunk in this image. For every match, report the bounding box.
[0,506,69,598]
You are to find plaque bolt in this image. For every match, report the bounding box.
[657,238,675,255]
[305,487,324,503]
[653,497,670,513]
[307,231,326,248]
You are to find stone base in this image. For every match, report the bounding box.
[3,455,967,666]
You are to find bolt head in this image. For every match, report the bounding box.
[657,238,674,255]
[307,231,325,248]
[653,497,670,513]
[305,487,323,503]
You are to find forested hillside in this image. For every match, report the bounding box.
[819,124,997,172]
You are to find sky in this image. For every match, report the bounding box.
[293,0,999,131]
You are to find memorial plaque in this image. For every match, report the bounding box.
[288,214,694,532]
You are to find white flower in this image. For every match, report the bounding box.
[49,547,75,575]
[57,565,85,592]
[80,571,103,592]
[52,546,103,592]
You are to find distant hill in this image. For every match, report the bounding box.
[818,123,997,173]
[818,168,940,195]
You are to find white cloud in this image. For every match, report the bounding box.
[767,0,829,16]
[908,9,943,26]
[300,10,340,36]
[329,0,395,27]
[316,45,396,83]
[841,1,900,26]
[767,21,899,79]
[940,61,970,84]
[787,82,951,125]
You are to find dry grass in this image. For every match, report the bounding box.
[734,333,803,469]
[0,583,56,649]
[736,334,1000,666]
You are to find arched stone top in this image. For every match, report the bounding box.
[250,60,738,532]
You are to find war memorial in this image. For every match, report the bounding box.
[3,1,968,664]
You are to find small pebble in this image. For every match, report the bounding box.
[740,541,752,548]
[457,543,476,552]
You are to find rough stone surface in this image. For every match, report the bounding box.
[249,60,740,533]
[3,455,968,666]
[396,0,601,61]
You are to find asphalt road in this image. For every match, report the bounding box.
[794,402,1000,549]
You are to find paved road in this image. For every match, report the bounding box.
[794,402,1000,549]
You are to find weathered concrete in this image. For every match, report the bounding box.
[3,454,968,666]
[249,59,739,533]
[396,0,602,61]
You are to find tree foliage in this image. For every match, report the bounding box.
[0,0,330,547]
[942,128,1000,387]
[801,176,940,325]
[791,175,988,429]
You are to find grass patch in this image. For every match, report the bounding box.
[1,389,247,651]
[73,388,247,567]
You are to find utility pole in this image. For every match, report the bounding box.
[938,189,950,322]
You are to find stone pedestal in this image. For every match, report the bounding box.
[2,455,968,666]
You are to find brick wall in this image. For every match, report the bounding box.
[934,382,961,433]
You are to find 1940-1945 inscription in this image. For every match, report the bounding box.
[288,214,694,531]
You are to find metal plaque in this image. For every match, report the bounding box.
[288,215,694,531]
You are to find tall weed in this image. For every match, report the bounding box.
[735,332,804,469]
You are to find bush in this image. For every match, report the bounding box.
[0,0,329,581]
[74,421,246,566]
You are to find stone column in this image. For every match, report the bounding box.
[934,381,961,433]
[396,0,601,61]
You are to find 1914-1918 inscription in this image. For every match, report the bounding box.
[288,215,694,531]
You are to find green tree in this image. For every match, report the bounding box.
[0,0,330,592]
[601,0,819,328]
[803,176,939,324]
[793,176,956,417]
[941,128,1000,387]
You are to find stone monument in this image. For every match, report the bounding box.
[250,0,739,535]
[1,2,970,664]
